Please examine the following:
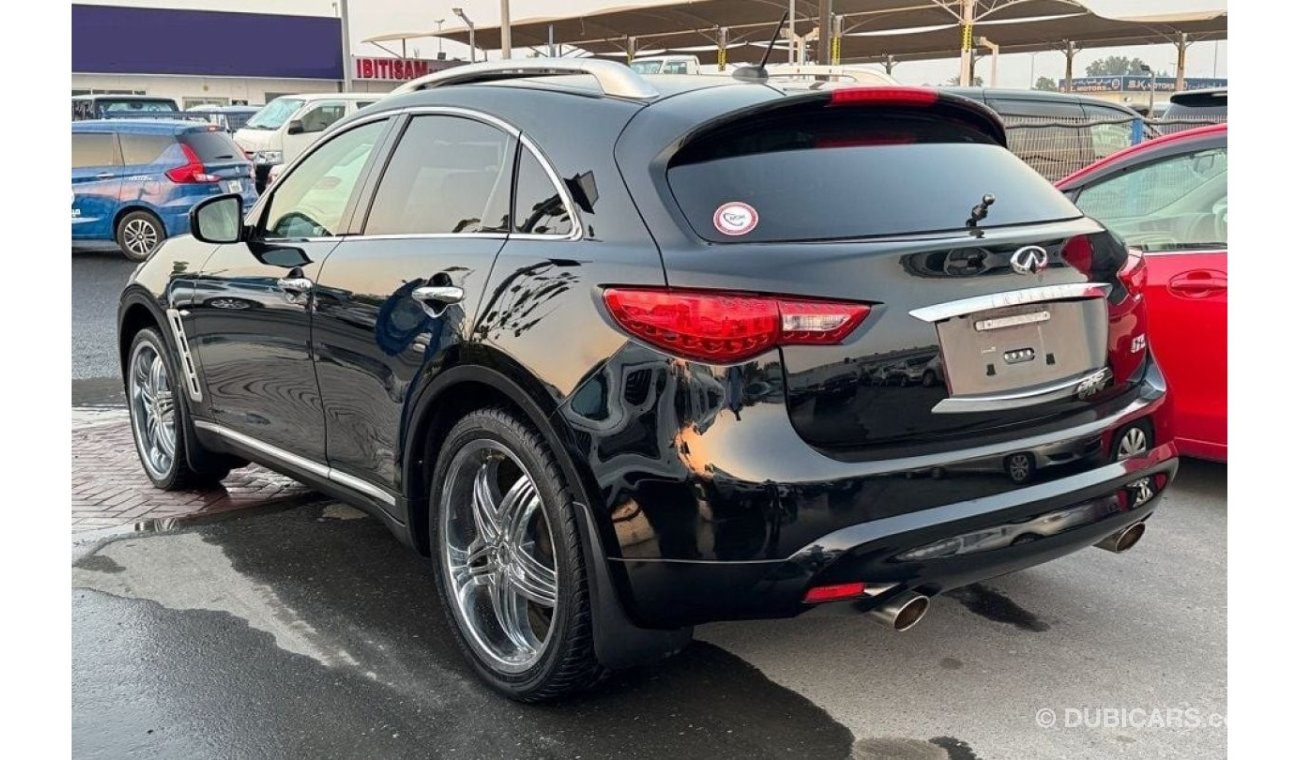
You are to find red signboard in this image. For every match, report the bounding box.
[353,56,443,81]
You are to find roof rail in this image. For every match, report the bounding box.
[391,58,659,100]
[760,64,898,86]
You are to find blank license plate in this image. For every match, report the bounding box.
[225,180,242,193]
[935,300,1107,397]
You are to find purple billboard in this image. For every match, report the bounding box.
[72,4,343,80]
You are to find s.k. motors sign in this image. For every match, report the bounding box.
[353,56,460,81]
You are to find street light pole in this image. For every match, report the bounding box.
[500,0,512,59]
[339,0,352,92]
[453,7,475,63]
[436,18,444,58]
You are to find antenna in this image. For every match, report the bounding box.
[733,10,790,82]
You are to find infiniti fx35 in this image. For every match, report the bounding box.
[118,61,1178,701]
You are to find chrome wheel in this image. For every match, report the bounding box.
[440,440,558,674]
[128,340,177,480]
[122,217,160,257]
[1006,453,1033,483]
[1117,427,1149,459]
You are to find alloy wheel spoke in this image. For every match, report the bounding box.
[471,464,503,543]
[497,476,539,540]
[507,548,558,608]
[488,574,534,653]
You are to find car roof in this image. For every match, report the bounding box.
[71,119,213,135]
[1055,122,1226,188]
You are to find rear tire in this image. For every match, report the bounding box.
[429,407,605,701]
[116,210,166,262]
[126,328,231,490]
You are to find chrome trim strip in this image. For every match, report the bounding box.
[931,367,1112,414]
[165,308,203,402]
[909,283,1112,323]
[194,421,397,506]
[391,58,659,100]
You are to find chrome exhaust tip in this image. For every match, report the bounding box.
[866,592,930,632]
[1095,522,1146,553]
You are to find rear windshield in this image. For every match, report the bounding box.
[181,130,243,162]
[667,109,1081,243]
[99,99,177,114]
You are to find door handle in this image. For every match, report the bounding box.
[1168,269,1227,298]
[412,285,464,318]
[276,276,315,294]
[95,172,115,180]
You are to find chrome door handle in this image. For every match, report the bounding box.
[95,172,115,180]
[412,285,464,318]
[276,276,314,294]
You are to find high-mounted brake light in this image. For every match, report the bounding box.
[829,86,939,107]
[601,288,871,364]
[165,143,219,184]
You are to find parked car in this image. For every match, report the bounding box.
[185,105,261,133]
[943,88,1154,181]
[72,94,180,121]
[119,60,1177,701]
[629,55,702,75]
[1057,123,1227,461]
[73,120,257,260]
[234,93,380,192]
[1160,88,1227,133]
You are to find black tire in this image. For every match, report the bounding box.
[115,210,166,262]
[429,406,605,701]
[126,328,232,490]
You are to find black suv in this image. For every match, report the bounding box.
[118,60,1178,701]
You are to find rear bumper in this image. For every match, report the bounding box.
[558,343,1175,629]
[614,443,1175,627]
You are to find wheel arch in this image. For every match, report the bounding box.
[112,204,165,236]
[117,289,168,381]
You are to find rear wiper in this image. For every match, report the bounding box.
[966,193,996,230]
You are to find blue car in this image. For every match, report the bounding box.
[72,120,258,260]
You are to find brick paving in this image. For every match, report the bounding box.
[72,415,318,533]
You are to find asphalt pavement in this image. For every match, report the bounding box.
[71,255,1227,759]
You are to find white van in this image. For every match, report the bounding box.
[234,92,380,191]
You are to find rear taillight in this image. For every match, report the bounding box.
[601,288,871,364]
[165,144,219,184]
[1118,250,1148,294]
[829,86,939,107]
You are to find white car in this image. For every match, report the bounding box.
[234,93,379,191]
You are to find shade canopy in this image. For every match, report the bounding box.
[364,1,1226,65]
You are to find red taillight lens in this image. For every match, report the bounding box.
[601,288,870,364]
[803,582,867,604]
[1118,251,1148,295]
[165,143,219,184]
[829,86,939,107]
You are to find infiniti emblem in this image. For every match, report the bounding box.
[1010,245,1049,275]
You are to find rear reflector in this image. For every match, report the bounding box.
[803,582,867,604]
[601,288,870,364]
[829,86,939,107]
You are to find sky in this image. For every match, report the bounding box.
[77,0,1229,90]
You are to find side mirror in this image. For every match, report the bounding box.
[190,194,244,244]
[286,119,305,135]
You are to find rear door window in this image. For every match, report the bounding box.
[666,109,1080,243]
[120,134,175,165]
[72,133,121,168]
[513,149,572,236]
[363,115,514,236]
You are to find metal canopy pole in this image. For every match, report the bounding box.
[1062,40,1076,92]
[788,0,796,63]
[500,0,512,59]
[453,8,476,63]
[717,27,729,70]
[958,0,974,86]
[818,0,832,65]
[339,0,353,92]
[1174,32,1188,91]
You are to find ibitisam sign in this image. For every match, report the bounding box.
[354,57,461,81]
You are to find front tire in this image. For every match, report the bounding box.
[116,210,166,261]
[126,328,230,489]
[430,407,604,701]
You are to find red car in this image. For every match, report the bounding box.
[1057,124,1227,461]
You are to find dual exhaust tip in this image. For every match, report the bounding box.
[861,522,1146,632]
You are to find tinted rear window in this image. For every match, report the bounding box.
[180,130,243,162]
[667,109,1081,243]
[120,133,175,165]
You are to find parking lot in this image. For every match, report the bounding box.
[71,250,1226,760]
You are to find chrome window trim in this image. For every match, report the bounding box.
[909,283,1112,323]
[194,421,397,506]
